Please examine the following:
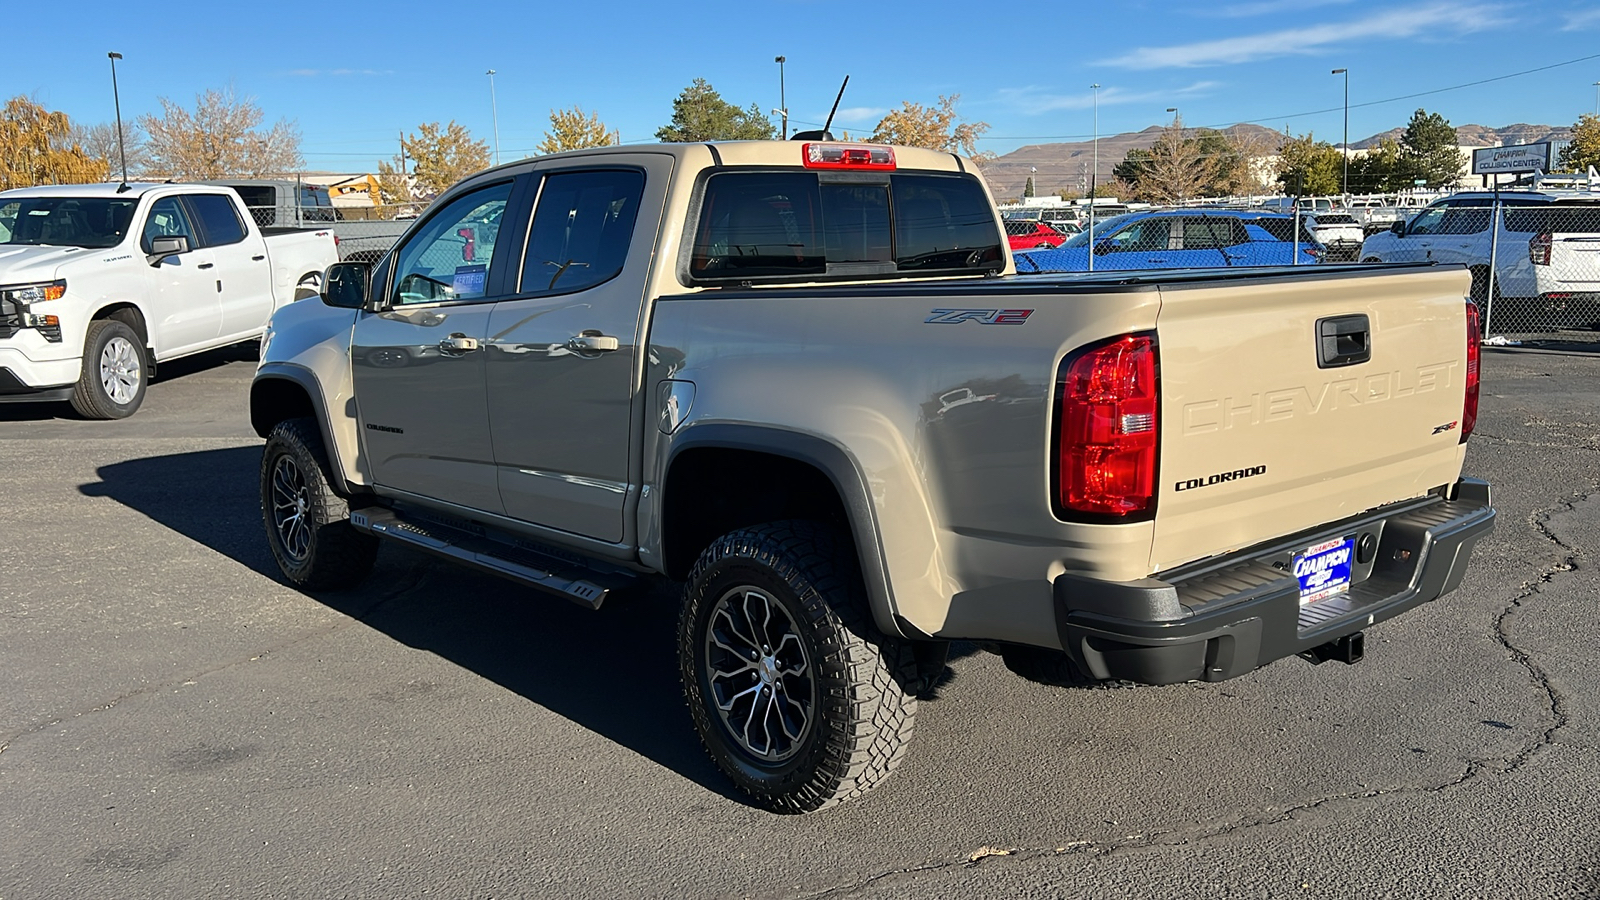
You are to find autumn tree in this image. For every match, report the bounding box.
[538,107,619,156]
[377,120,490,204]
[1558,113,1600,172]
[1398,108,1462,188]
[869,95,991,160]
[70,121,150,180]
[656,80,775,142]
[1276,132,1343,195]
[140,87,301,180]
[0,96,108,190]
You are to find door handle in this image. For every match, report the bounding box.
[252,255,266,261]
[1146,258,1167,265]
[197,262,214,269]
[438,334,479,355]
[567,332,620,353]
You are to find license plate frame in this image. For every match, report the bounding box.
[1295,537,1354,606]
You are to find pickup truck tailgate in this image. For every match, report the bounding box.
[1150,266,1471,572]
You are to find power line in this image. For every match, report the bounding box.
[981,51,1600,141]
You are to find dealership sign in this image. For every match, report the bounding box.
[1472,143,1554,176]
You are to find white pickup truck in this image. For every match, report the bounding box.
[0,183,338,418]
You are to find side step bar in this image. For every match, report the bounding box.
[348,507,633,610]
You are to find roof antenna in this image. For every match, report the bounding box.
[791,75,850,141]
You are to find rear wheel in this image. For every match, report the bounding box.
[679,521,917,813]
[70,319,147,419]
[292,271,323,302]
[260,417,378,590]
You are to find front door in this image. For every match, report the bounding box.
[1092,217,1174,270]
[485,160,664,543]
[141,195,220,355]
[352,179,518,514]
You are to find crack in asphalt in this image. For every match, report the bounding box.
[0,563,433,757]
[788,486,1597,900]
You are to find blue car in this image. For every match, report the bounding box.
[1014,209,1320,273]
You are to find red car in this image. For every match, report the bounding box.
[1004,219,1069,250]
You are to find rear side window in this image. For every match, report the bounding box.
[1503,205,1599,234]
[1250,218,1293,242]
[185,194,247,246]
[519,169,646,295]
[1181,217,1246,249]
[687,171,1001,283]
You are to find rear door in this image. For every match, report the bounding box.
[187,193,273,341]
[1172,216,1232,268]
[484,156,667,543]
[1150,267,1471,572]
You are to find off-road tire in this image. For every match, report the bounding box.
[679,520,918,813]
[70,319,148,419]
[261,417,378,590]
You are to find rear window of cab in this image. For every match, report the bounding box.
[686,171,1003,284]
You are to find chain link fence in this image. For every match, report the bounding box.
[201,176,425,263]
[1361,198,1600,336]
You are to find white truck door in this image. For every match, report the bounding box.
[186,193,273,342]
[140,195,220,355]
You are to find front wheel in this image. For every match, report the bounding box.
[261,418,378,590]
[679,521,917,813]
[70,319,147,419]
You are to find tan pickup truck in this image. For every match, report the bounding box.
[249,140,1494,813]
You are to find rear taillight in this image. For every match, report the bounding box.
[1462,301,1480,444]
[1529,232,1552,265]
[1054,333,1159,519]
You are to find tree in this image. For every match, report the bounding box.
[0,96,109,190]
[538,107,619,156]
[1399,108,1462,188]
[1023,175,1035,198]
[1558,114,1600,172]
[378,121,490,204]
[1276,132,1343,195]
[1112,116,1216,204]
[1349,137,1404,193]
[869,95,990,159]
[656,79,775,142]
[70,121,150,180]
[140,87,302,179]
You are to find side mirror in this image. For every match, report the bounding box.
[146,234,190,266]
[1389,220,1405,236]
[321,261,373,309]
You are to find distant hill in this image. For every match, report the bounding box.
[984,121,1571,200]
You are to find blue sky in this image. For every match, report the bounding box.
[12,0,1600,172]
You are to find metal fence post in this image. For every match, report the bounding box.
[1485,197,1501,335]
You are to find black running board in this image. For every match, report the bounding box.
[348,507,631,610]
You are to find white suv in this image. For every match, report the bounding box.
[1359,190,1600,329]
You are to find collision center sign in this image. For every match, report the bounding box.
[1472,143,1553,176]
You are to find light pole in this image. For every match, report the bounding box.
[1593,81,1599,117]
[1332,68,1349,199]
[486,69,501,165]
[107,52,129,187]
[775,56,788,138]
[1090,83,1100,273]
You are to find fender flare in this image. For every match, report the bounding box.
[664,423,909,640]
[251,362,359,496]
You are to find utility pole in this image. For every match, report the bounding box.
[108,52,128,187]
[1090,83,1100,273]
[486,69,501,165]
[775,56,788,139]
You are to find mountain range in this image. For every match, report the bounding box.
[984,123,1575,199]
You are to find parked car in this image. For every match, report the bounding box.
[1303,212,1365,261]
[203,179,411,264]
[1358,190,1600,329]
[1014,209,1319,272]
[0,183,338,417]
[1347,198,1404,235]
[251,140,1492,814]
[1005,219,1069,250]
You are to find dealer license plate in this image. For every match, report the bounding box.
[1295,537,1354,606]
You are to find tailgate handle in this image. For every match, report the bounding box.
[1317,314,1370,368]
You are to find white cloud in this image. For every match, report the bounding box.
[998,81,1222,114]
[1208,0,1354,17]
[827,106,889,126]
[1099,3,1507,68]
[1563,8,1600,30]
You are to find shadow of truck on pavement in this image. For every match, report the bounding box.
[80,445,740,802]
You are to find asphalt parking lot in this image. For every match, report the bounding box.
[3,344,1599,899]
